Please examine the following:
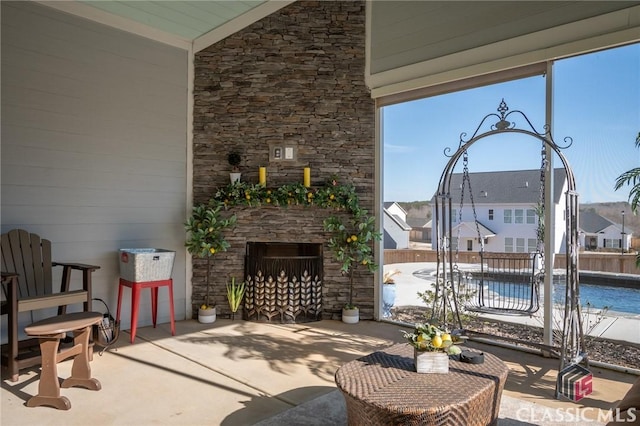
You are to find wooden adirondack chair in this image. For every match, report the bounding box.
[1,229,100,381]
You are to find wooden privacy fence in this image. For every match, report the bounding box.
[384,250,638,274]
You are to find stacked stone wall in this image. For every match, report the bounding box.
[192,1,375,320]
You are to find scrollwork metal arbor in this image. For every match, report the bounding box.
[432,100,586,399]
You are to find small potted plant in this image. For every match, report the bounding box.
[228,152,242,183]
[401,323,462,373]
[226,277,245,320]
[185,202,237,323]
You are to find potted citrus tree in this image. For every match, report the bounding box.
[324,199,380,323]
[185,202,237,323]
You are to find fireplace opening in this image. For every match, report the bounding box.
[244,242,323,323]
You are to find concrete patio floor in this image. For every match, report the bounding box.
[2,319,638,426]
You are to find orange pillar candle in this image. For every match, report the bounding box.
[303,167,311,187]
[259,167,266,185]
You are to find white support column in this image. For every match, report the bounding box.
[185,44,195,319]
[543,61,555,349]
[374,104,384,320]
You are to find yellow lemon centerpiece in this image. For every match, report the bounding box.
[401,323,459,354]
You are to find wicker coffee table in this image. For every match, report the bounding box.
[335,344,509,426]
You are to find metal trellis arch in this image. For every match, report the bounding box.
[432,99,586,400]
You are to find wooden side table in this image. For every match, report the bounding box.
[335,344,509,426]
[25,312,103,410]
[116,278,176,343]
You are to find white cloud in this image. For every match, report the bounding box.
[385,143,414,153]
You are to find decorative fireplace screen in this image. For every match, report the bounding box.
[244,242,323,323]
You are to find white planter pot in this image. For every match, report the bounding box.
[342,307,359,324]
[230,172,242,184]
[382,283,396,317]
[198,306,217,324]
[414,350,449,374]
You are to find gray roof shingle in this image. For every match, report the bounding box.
[579,210,615,233]
[434,169,567,205]
[406,217,430,228]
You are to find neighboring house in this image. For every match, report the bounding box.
[407,218,432,243]
[579,210,633,251]
[383,202,411,249]
[431,169,568,254]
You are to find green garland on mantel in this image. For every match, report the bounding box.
[185,176,382,309]
[212,176,358,210]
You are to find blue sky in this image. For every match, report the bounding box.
[383,43,639,204]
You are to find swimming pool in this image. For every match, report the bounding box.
[559,282,640,315]
[476,279,640,315]
[412,267,640,315]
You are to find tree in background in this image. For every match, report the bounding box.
[614,132,640,266]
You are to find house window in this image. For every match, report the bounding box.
[452,208,457,223]
[467,240,473,251]
[604,239,622,248]
[504,209,512,223]
[516,238,525,252]
[515,209,524,224]
[527,238,537,252]
[505,237,513,252]
[526,209,536,224]
[488,209,494,220]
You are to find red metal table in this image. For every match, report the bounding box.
[116,278,175,343]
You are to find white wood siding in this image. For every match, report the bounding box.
[1,2,188,339]
[383,213,410,250]
[385,203,406,221]
[599,224,630,250]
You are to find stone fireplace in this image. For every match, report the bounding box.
[191,1,375,320]
[244,242,323,323]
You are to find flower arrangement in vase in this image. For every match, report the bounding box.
[402,323,462,373]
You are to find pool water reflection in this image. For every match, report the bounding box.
[483,279,640,315]
[560,282,640,315]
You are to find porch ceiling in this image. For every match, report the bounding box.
[36,0,294,51]
[77,1,266,40]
